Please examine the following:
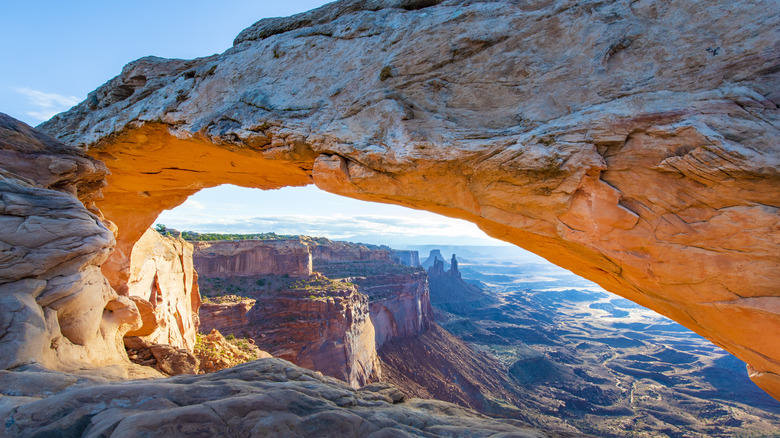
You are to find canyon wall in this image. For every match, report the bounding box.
[125,228,200,351]
[353,272,433,347]
[311,241,393,263]
[192,240,312,278]
[198,278,380,388]
[391,250,420,267]
[37,0,780,398]
[199,299,255,337]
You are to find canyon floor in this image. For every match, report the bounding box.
[414,246,780,437]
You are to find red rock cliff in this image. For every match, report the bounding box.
[193,240,312,278]
[356,271,433,347]
[198,275,380,388]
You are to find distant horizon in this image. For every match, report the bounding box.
[155,220,552,266]
[157,226,516,249]
[155,184,517,249]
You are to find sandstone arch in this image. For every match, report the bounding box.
[39,0,779,398]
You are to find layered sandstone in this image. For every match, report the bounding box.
[125,228,200,350]
[198,298,255,336]
[0,114,153,378]
[39,0,780,397]
[311,241,392,263]
[192,239,312,278]
[314,258,433,346]
[198,275,380,388]
[357,271,432,347]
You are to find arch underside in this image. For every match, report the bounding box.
[38,0,780,398]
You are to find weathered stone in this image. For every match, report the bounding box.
[148,343,199,375]
[37,0,780,398]
[125,337,200,376]
[194,328,271,374]
[1,359,555,438]
[126,228,200,350]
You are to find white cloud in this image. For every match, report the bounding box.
[180,199,206,210]
[13,87,80,121]
[153,212,505,246]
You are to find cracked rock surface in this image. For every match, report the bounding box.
[0,359,563,438]
[38,0,780,398]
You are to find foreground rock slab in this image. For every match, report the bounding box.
[0,359,564,438]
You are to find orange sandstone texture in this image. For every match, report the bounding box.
[39,0,780,398]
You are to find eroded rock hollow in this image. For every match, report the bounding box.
[36,0,780,398]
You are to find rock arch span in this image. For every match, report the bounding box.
[39,0,779,398]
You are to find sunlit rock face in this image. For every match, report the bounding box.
[199,280,381,388]
[126,228,201,351]
[39,0,780,398]
[0,114,153,378]
[193,240,312,278]
[355,272,433,347]
[311,241,393,263]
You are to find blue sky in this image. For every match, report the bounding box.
[2,1,509,247]
[2,1,331,124]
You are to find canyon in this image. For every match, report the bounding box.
[195,238,431,388]
[425,248,780,436]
